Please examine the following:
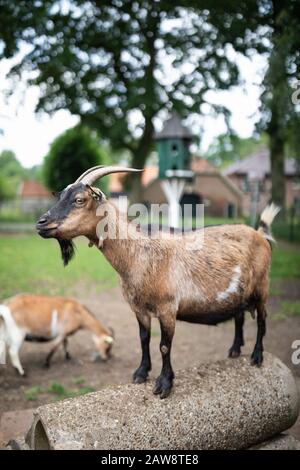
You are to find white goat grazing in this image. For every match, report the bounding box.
[0,294,114,375]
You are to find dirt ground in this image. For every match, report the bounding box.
[1,284,300,442]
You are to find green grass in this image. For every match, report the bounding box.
[269,282,284,297]
[25,386,44,401]
[273,220,300,244]
[139,214,246,228]
[25,380,95,402]
[72,376,86,385]
[0,235,117,299]
[0,208,36,223]
[204,216,245,226]
[270,244,300,280]
[280,301,300,317]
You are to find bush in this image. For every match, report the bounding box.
[0,174,14,201]
[43,125,108,192]
[0,150,25,200]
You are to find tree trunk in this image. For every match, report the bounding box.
[267,0,287,216]
[128,116,154,204]
[129,169,144,204]
[270,129,286,213]
[128,5,157,204]
[129,151,148,204]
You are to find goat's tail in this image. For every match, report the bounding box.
[0,305,9,339]
[257,203,281,243]
[0,304,9,325]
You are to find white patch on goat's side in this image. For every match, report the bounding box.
[50,310,58,338]
[217,266,241,302]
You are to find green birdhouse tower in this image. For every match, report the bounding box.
[155,112,193,179]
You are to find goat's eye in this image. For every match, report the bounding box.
[75,197,85,205]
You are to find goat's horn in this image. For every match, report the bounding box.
[75,165,143,186]
[75,165,105,184]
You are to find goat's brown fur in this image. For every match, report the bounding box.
[36,174,278,398]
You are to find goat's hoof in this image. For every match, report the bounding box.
[43,362,50,369]
[153,375,173,399]
[17,370,27,378]
[250,350,263,367]
[65,353,72,361]
[159,388,172,399]
[133,367,149,384]
[228,347,241,358]
[132,366,148,384]
[133,375,147,384]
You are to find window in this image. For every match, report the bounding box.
[292,177,300,190]
[226,202,237,219]
[171,143,178,156]
[241,177,250,193]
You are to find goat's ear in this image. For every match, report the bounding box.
[105,336,114,344]
[86,185,102,201]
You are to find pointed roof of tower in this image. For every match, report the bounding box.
[154,112,193,140]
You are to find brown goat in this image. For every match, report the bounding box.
[36,166,279,398]
[0,294,114,375]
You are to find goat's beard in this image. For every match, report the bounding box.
[57,238,76,266]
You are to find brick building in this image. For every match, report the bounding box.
[19,180,53,214]
[223,148,300,215]
[109,157,243,218]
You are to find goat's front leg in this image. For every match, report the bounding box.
[228,310,245,358]
[9,345,25,376]
[153,310,176,399]
[63,338,72,360]
[133,316,152,384]
[8,331,26,376]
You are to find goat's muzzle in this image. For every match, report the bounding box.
[36,215,59,238]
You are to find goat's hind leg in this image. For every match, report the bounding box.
[133,316,152,384]
[44,336,64,368]
[228,310,245,358]
[251,303,266,367]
